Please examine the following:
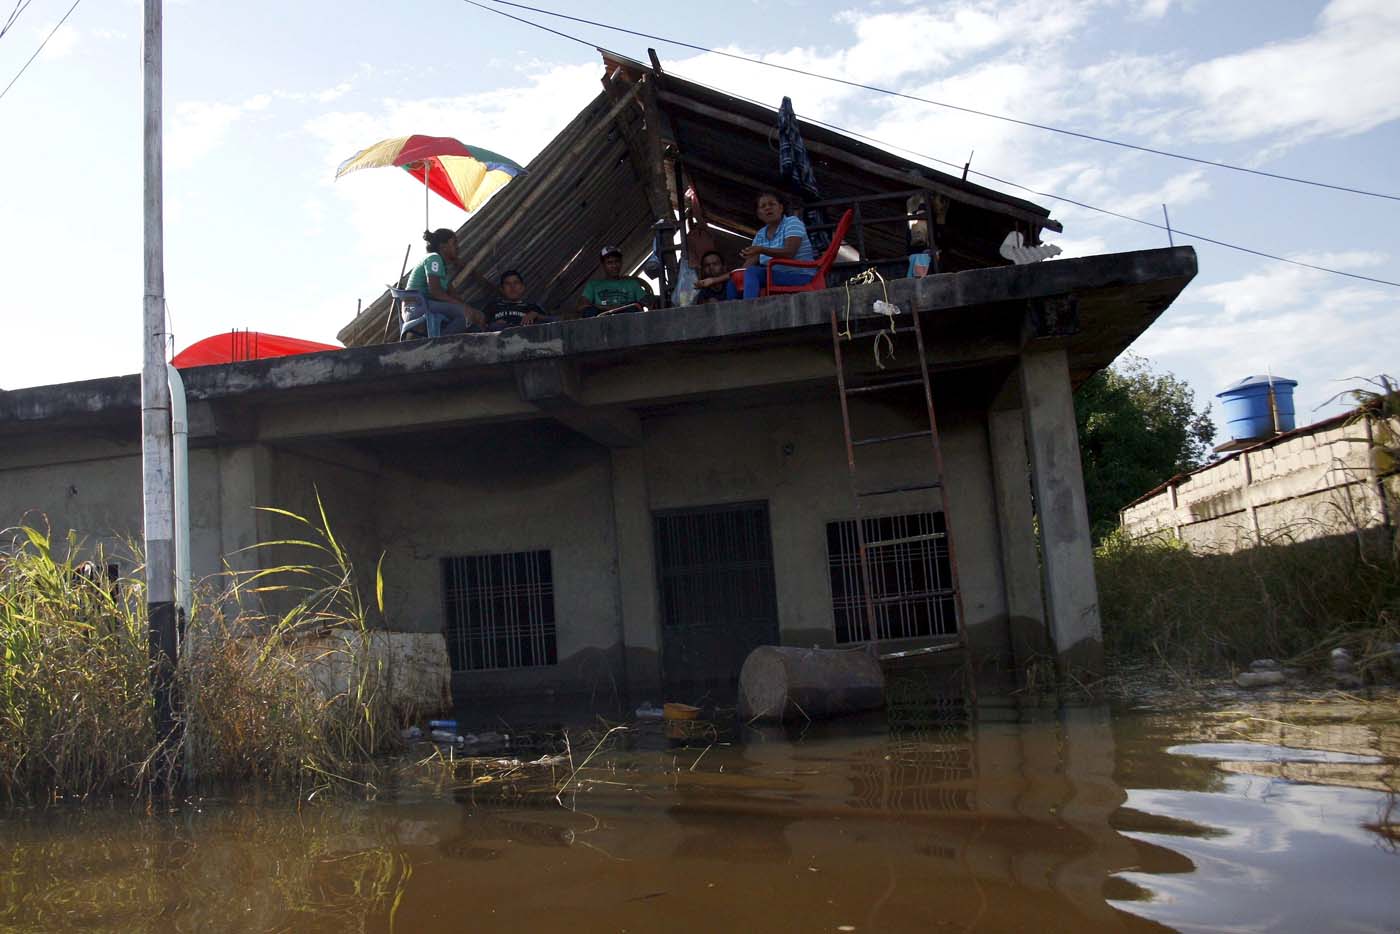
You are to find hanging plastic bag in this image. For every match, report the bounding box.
[673,259,698,306]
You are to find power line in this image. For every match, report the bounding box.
[461,0,1400,290]
[749,104,1400,289]
[477,0,1400,204]
[1,0,37,40]
[0,0,82,103]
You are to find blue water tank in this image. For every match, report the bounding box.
[1216,375,1298,442]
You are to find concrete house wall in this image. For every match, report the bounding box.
[0,382,1009,709]
[1,248,1201,712]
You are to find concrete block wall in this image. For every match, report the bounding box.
[0,392,1016,706]
[370,426,625,705]
[639,396,1007,659]
[333,393,1010,704]
[1121,414,1393,551]
[265,445,384,615]
[0,440,144,564]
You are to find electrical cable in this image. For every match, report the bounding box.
[0,0,82,103]
[1,0,37,40]
[474,0,1399,204]
[460,0,1400,289]
[722,94,1400,288]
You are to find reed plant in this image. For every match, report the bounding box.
[0,492,403,804]
[182,493,399,791]
[0,526,153,803]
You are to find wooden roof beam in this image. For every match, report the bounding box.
[603,73,675,225]
[679,154,775,197]
[445,82,647,293]
[656,90,1063,233]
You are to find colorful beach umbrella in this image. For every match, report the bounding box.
[335,135,525,226]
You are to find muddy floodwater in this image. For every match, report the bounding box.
[2,697,1397,933]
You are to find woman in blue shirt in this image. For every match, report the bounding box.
[726,191,816,300]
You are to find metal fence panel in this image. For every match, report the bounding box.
[443,550,556,672]
[827,512,957,643]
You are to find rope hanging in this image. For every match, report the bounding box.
[841,267,900,369]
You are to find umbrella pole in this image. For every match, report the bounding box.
[424,160,430,231]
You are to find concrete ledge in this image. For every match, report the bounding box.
[1,247,1197,431]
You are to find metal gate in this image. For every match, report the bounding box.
[653,502,780,698]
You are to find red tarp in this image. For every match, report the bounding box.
[171,331,340,369]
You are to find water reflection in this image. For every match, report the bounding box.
[1110,724,1400,933]
[0,700,1394,932]
[0,805,418,933]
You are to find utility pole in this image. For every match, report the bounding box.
[142,0,177,746]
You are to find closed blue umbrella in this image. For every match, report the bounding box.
[777,96,820,199]
[777,97,827,252]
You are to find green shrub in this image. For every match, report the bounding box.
[1097,526,1400,676]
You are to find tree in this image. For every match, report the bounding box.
[1075,353,1215,541]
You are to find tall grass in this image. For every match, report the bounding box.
[0,494,403,805]
[183,496,399,791]
[1097,525,1400,677]
[0,527,153,803]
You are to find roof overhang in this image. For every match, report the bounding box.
[3,247,1196,441]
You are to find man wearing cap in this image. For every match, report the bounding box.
[577,246,652,317]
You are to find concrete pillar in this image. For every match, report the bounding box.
[609,446,663,699]
[987,407,1049,667]
[217,443,274,575]
[1019,349,1103,675]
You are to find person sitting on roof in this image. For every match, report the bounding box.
[406,228,485,335]
[577,246,652,317]
[907,236,933,279]
[483,269,558,331]
[691,250,731,304]
[726,191,816,300]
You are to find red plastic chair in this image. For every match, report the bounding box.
[766,208,854,294]
[727,209,856,299]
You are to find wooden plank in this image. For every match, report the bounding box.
[605,79,670,214]
[447,82,647,292]
[679,154,775,195]
[638,77,680,300]
[657,90,1063,233]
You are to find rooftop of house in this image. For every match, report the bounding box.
[335,50,1063,349]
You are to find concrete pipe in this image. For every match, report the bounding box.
[737,646,886,722]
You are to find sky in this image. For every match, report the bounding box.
[1,0,1397,435]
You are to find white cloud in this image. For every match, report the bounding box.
[1179,0,1400,144]
[1134,252,1398,425]
[833,0,1093,77]
[275,82,356,104]
[1134,0,1174,18]
[167,94,275,170]
[32,20,79,58]
[1110,170,1210,217]
[300,61,604,319]
[1052,235,1110,259]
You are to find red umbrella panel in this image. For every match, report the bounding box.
[172,331,339,368]
[335,135,526,222]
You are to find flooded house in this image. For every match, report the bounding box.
[0,53,1197,714]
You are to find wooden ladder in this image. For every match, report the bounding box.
[829,300,967,663]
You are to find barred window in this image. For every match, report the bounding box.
[442,550,557,671]
[826,512,956,644]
